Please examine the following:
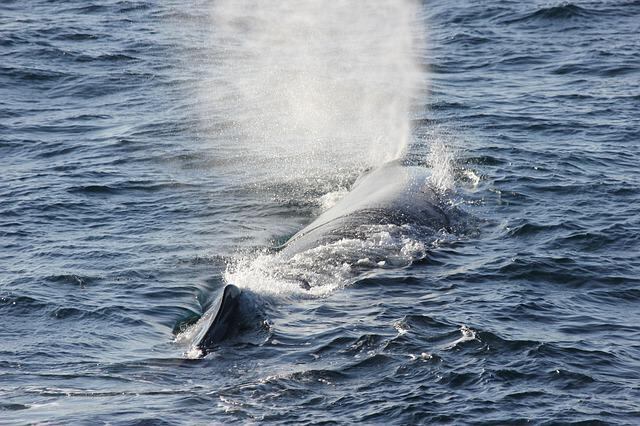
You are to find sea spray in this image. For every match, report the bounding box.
[427,137,456,193]
[198,0,426,183]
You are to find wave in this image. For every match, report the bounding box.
[67,181,198,195]
[0,65,70,83]
[502,3,596,25]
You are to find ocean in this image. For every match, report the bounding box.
[1,0,639,424]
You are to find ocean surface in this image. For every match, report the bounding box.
[2,0,639,424]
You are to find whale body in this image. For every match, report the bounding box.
[280,161,450,259]
[195,161,450,354]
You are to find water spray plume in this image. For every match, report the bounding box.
[199,0,426,182]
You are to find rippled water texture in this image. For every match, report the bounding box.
[1,0,639,424]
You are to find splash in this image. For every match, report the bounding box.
[224,223,434,300]
[444,325,478,350]
[198,0,426,182]
[426,130,456,193]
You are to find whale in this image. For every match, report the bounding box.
[194,161,451,354]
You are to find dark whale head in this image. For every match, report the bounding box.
[194,284,242,354]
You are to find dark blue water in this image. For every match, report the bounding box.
[2,0,639,424]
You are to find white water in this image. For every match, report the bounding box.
[224,223,432,299]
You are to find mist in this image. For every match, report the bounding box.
[198,0,426,181]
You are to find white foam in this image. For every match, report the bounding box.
[408,352,433,361]
[394,320,410,336]
[174,316,207,358]
[463,169,481,188]
[224,223,435,300]
[444,325,478,350]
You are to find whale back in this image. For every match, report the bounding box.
[281,163,449,258]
